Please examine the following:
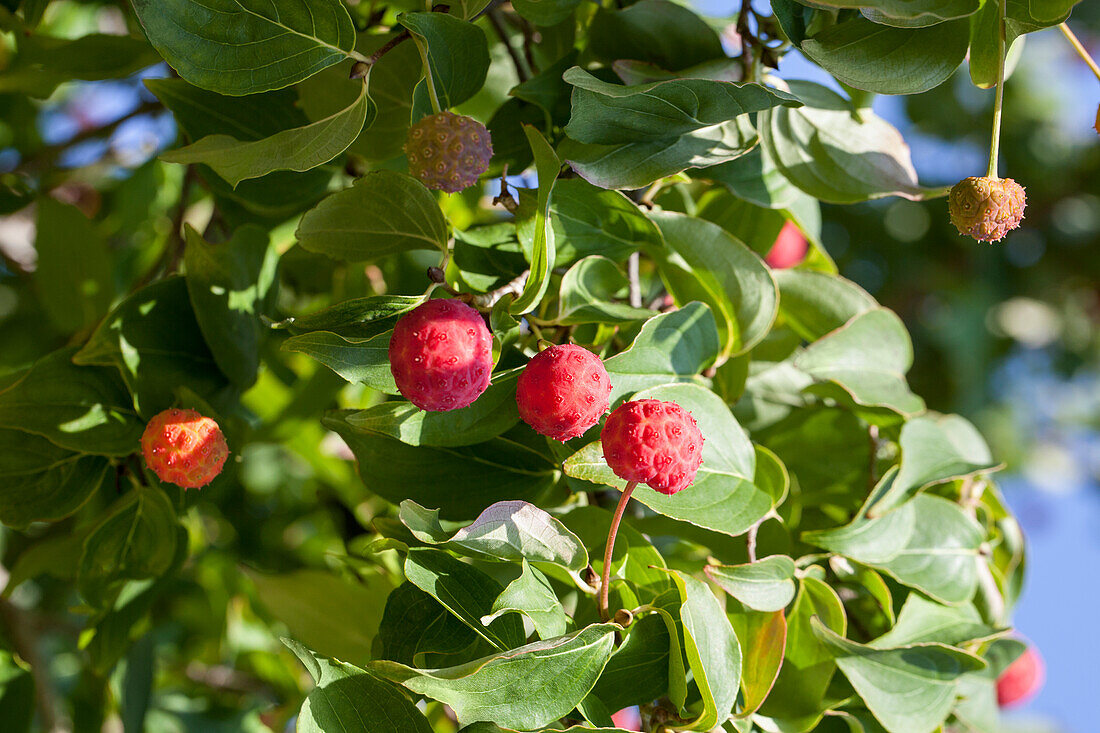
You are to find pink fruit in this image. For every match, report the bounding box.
[611,707,642,731]
[141,408,228,489]
[388,299,493,412]
[405,111,493,193]
[601,399,704,495]
[997,645,1044,708]
[765,221,808,269]
[516,344,612,441]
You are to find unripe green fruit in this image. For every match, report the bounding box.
[948,176,1026,243]
[405,111,493,193]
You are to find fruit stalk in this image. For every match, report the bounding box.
[1058,23,1100,83]
[987,0,1008,179]
[599,481,638,621]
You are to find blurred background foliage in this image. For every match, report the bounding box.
[0,1,1096,732]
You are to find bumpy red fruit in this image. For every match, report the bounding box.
[141,408,228,489]
[601,399,704,495]
[997,646,1044,708]
[405,111,493,193]
[948,176,1026,242]
[517,344,612,441]
[389,298,493,412]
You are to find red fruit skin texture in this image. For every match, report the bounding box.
[141,408,228,489]
[405,111,493,193]
[517,344,612,441]
[601,399,704,495]
[765,221,808,269]
[997,646,1044,708]
[388,298,493,412]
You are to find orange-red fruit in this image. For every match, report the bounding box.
[601,399,704,495]
[517,344,612,441]
[997,646,1044,708]
[388,298,493,412]
[948,176,1026,242]
[765,221,808,269]
[405,111,493,193]
[141,408,228,489]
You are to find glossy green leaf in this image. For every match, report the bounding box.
[184,224,278,388]
[513,0,583,26]
[378,583,489,668]
[482,560,569,640]
[400,499,589,572]
[296,170,448,261]
[587,0,725,71]
[0,348,142,456]
[555,257,653,325]
[706,556,797,613]
[592,613,673,711]
[0,429,111,528]
[559,506,671,602]
[132,0,356,95]
[732,609,787,716]
[564,67,800,145]
[285,640,434,733]
[34,197,114,332]
[0,33,159,97]
[370,624,618,730]
[774,269,877,341]
[279,295,426,338]
[871,594,1003,648]
[812,619,986,733]
[511,126,560,314]
[565,383,774,537]
[162,79,373,186]
[802,0,980,24]
[282,330,396,392]
[403,12,491,119]
[650,211,779,359]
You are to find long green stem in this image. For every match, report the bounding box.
[1059,23,1100,83]
[599,482,638,621]
[987,0,1008,179]
[415,40,443,115]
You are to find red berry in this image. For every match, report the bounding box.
[997,645,1044,708]
[610,707,641,731]
[388,298,493,412]
[405,111,493,193]
[765,221,808,269]
[601,399,704,495]
[141,408,228,489]
[517,344,612,441]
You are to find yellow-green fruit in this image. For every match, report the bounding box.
[405,111,493,193]
[948,176,1026,243]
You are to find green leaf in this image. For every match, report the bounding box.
[248,568,393,667]
[132,0,356,95]
[78,488,179,608]
[370,624,618,730]
[802,0,980,24]
[731,609,786,716]
[811,619,986,733]
[800,18,970,95]
[325,413,560,519]
[803,494,983,604]
[0,33,159,97]
[706,556,797,613]
[587,0,725,71]
[0,429,111,528]
[650,211,779,359]
[566,383,773,537]
[379,583,490,668]
[346,371,520,447]
[602,303,720,403]
[404,548,526,651]
[162,80,374,186]
[760,81,940,203]
[33,197,114,332]
[561,117,758,190]
[758,576,846,723]
[871,414,999,513]
[282,330,397,392]
[284,640,434,733]
[279,295,426,338]
[559,506,671,602]
[403,12,491,119]
[698,145,803,210]
[564,67,800,144]
[296,170,449,261]
[0,348,142,457]
[795,308,925,416]
[72,278,228,418]
[400,499,589,573]
[555,257,653,325]
[482,560,569,640]
[774,269,877,341]
[659,569,741,730]
[513,0,583,26]
[185,224,278,388]
[511,126,560,314]
[871,594,1003,649]
[592,613,673,711]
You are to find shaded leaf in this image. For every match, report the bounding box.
[706,556,796,613]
